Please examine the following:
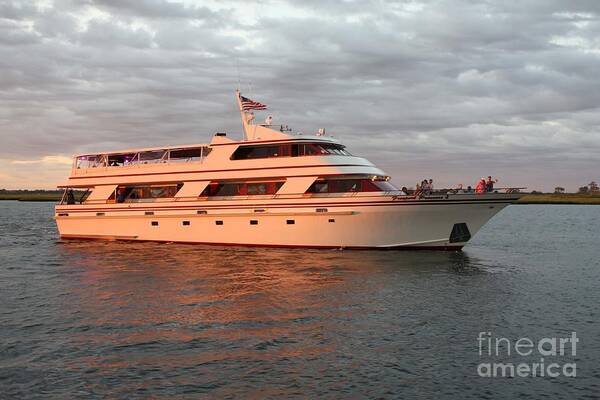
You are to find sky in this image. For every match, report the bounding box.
[1,0,599,192]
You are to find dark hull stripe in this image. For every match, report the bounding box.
[59,235,464,251]
[56,199,517,213]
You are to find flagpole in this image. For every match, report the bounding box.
[236,89,249,141]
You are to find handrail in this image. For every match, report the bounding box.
[73,147,211,174]
[71,158,206,175]
[64,187,526,206]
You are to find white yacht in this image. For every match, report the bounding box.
[54,91,522,250]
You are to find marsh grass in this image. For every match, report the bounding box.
[518,193,600,205]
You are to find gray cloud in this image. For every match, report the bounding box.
[86,0,223,20]
[0,0,599,190]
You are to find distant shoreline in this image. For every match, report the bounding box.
[0,193,63,202]
[2,192,599,204]
[517,193,600,205]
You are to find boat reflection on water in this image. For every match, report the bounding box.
[55,240,489,396]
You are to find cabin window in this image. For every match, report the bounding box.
[201,181,284,197]
[115,184,181,203]
[231,142,351,160]
[247,182,275,195]
[108,153,136,167]
[372,181,397,191]
[306,176,398,194]
[76,155,107,169]
[59,188,91,205]
[311,182,329,193]
[169,147,211,163]
[139,150,166,164]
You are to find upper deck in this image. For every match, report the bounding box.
[72,142,213,172]
[64,131,382,188]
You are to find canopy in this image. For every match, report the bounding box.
[175,181,210,198]
[276,176,317,195]
[86,185,117,201]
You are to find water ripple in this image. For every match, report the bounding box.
[0,202,599,398]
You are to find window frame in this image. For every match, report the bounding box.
[230,142,351,160]
[306,176,398,194]
[201,180,285,197]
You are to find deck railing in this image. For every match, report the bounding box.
[72,148,211,175]
[58,187,526,206]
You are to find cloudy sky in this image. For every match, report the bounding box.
[1,0,599,191]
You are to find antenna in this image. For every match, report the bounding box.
[235,57,241,91]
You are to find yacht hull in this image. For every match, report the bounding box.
[55,194,518,250]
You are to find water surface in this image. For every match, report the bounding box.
[1,202,599,398]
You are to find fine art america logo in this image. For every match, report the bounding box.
[477,332,578,378]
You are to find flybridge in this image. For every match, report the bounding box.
[73,145,212,169]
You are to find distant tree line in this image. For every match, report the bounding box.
[578,181,599,194]
[0,189,63,194]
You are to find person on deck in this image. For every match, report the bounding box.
[421,179,429,194]
[486,176,498,192]
[116,187,127,203]
[475,178,487,193]
[66,189,75,205]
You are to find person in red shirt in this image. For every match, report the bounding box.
[475,178,487,193]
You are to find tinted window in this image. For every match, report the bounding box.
[201,181,284,197]
[139,151,166,163]
[307,178,396,194]
[169,147,210,162]
[115,184,181,202]
[231,143,350,160]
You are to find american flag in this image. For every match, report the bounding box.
[240,95,267,111]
